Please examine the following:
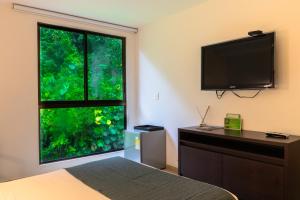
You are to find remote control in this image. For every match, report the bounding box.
[265,132,290,139]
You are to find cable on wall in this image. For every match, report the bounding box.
[12,3,139,33]
[215,90,263,99]
[231,90,262,98]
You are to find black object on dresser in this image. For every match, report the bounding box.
[178,127,300,200]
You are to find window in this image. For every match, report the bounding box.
[38,23,126,164]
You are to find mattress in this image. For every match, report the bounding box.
[0,157,237,200]
[0,169,109,200]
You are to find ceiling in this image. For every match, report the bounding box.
[5,0,205,28]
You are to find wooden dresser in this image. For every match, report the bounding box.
[178,127,300,200]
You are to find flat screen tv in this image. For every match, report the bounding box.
[201,32,275,90]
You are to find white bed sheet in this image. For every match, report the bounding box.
[0,169,110,200]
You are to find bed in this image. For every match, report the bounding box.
[0,157,237,200]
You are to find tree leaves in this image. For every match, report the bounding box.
[87,34,123,100]
[40,106,125,163]
[39,27,125,163]
[40,27,84,101]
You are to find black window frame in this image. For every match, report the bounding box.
[38,22,127,164]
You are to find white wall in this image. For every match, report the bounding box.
[0,2,137,181]
[138,0,300,167]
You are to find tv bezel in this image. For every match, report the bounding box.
[201,32,275,90]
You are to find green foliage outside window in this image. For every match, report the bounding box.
[40,106,124,163]
[39,25,125,163]
[40,28,84,101]
[88,34,124,100]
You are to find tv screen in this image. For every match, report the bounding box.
[201,33,275,90]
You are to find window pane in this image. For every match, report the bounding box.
[40,106,125,163]
[40,27,84,101]
[88,34,124,100]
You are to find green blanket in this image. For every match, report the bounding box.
[67,157,235,200]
